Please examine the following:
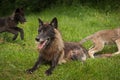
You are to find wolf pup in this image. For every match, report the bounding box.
[80,28,120,58]
[0,8,26,40]
[26,17,88,76]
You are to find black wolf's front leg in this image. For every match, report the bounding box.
[6,28,18,40]
[26,56,44,74]
[13,27,24,40]
[45,54,60,76]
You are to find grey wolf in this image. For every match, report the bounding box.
[80,28,120,58]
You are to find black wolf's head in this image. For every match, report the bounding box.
[35,17,58,50]
[14,8,26,24]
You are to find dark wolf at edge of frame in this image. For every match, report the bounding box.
[0,8,26,41]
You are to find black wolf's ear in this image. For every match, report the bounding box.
[50,17,58,29]
[38,18,43,27]
[15,8,20,13]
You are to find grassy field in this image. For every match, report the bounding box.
[0,6,120,80]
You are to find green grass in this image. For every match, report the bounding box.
[0,6,120,80]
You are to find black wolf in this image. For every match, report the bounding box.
[26,17,88,76]
[0,8,26,40]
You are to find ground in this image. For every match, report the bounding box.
[0,6,120,80]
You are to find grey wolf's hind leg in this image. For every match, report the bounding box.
[88,40,104,58]
[113,39,120,56]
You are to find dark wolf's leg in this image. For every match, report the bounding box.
[45,54,60,76]
[13,27,24,40]
[6,28,18,40]
[26,56,44,74]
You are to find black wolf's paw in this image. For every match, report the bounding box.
[26,69,34,74]
[45,69,52,76]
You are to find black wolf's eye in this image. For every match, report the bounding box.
[38,27,43,33]
[39,25,42,27]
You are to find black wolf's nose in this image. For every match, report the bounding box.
[35,37,39,41]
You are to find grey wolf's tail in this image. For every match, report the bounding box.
[79,35,93,44]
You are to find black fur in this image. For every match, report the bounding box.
[27,17,59,76]
[0,8,26,40]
